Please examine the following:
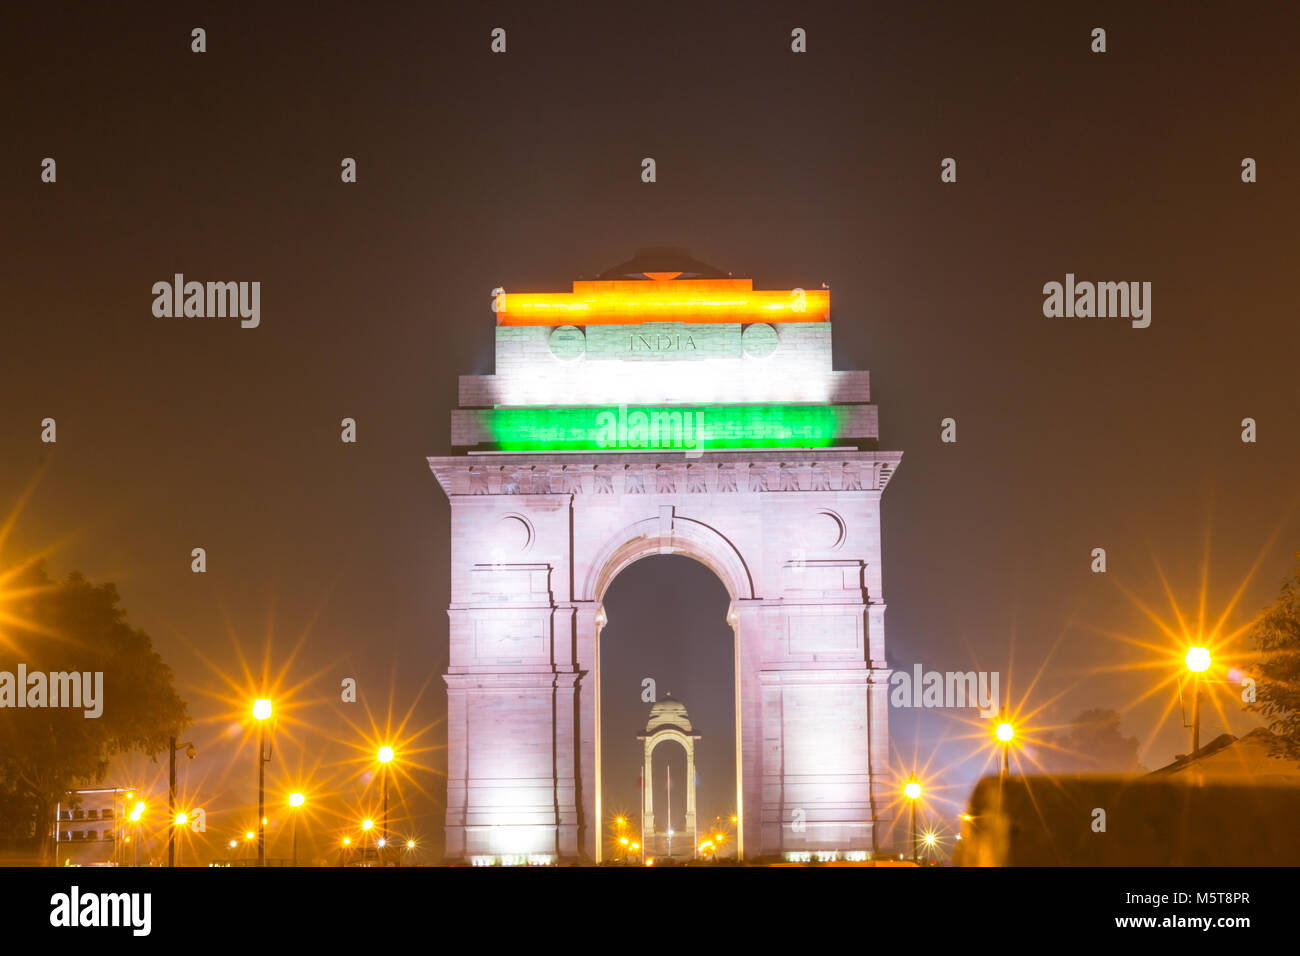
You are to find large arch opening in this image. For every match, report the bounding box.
[596,554,738,862]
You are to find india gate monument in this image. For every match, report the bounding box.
[427,249,902,863]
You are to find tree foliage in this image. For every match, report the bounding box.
[1036,708,1145,773]
[0,561,188,859]
[1246,553,1300,760]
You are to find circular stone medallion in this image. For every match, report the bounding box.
[741,322,779,358]
[549,325,586,361]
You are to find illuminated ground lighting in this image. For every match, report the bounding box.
[495,279,830,327]
[1185,646,1211,673]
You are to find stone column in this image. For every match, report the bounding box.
[641,739,653,854]
[731,600,764,861]
[570,602,603,861]
[685,745,697,856]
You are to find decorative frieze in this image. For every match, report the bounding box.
[433,453,901,497]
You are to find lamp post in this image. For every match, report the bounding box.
[252,699,273,865]
[903,780,922,863]
[288,792,305,867]
[995,717,1014,779]
[377,746,394,864]
[128,802,144,867]
[172,812,188,867]
[1185,647,1211,755]
[167,737,196,867]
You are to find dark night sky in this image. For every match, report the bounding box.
[3,2,1299,859]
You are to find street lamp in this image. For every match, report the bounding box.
[167,736,196,867]
[127,802,144,867]
[288,792,305,867]
[995,718,1014,778]
[172,812,188,866]
[377,746,394,863]
[903,780,922,863]
[1186,646,1211,755]
[252,699,273,866]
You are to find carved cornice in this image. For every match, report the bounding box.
[427,450,901,498]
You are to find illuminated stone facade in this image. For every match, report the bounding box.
[429,252,901,862]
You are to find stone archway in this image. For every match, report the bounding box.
[428,456,897,863]
[637,696,701,860]
[428,254,901,864]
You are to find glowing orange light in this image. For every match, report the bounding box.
[496,278,829,326]
[1186,646,1211,673]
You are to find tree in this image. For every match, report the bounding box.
[1035,708,1145,774]
[0,561,188,862]
[1245,553,1300,761]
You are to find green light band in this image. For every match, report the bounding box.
[482,404,852,451]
